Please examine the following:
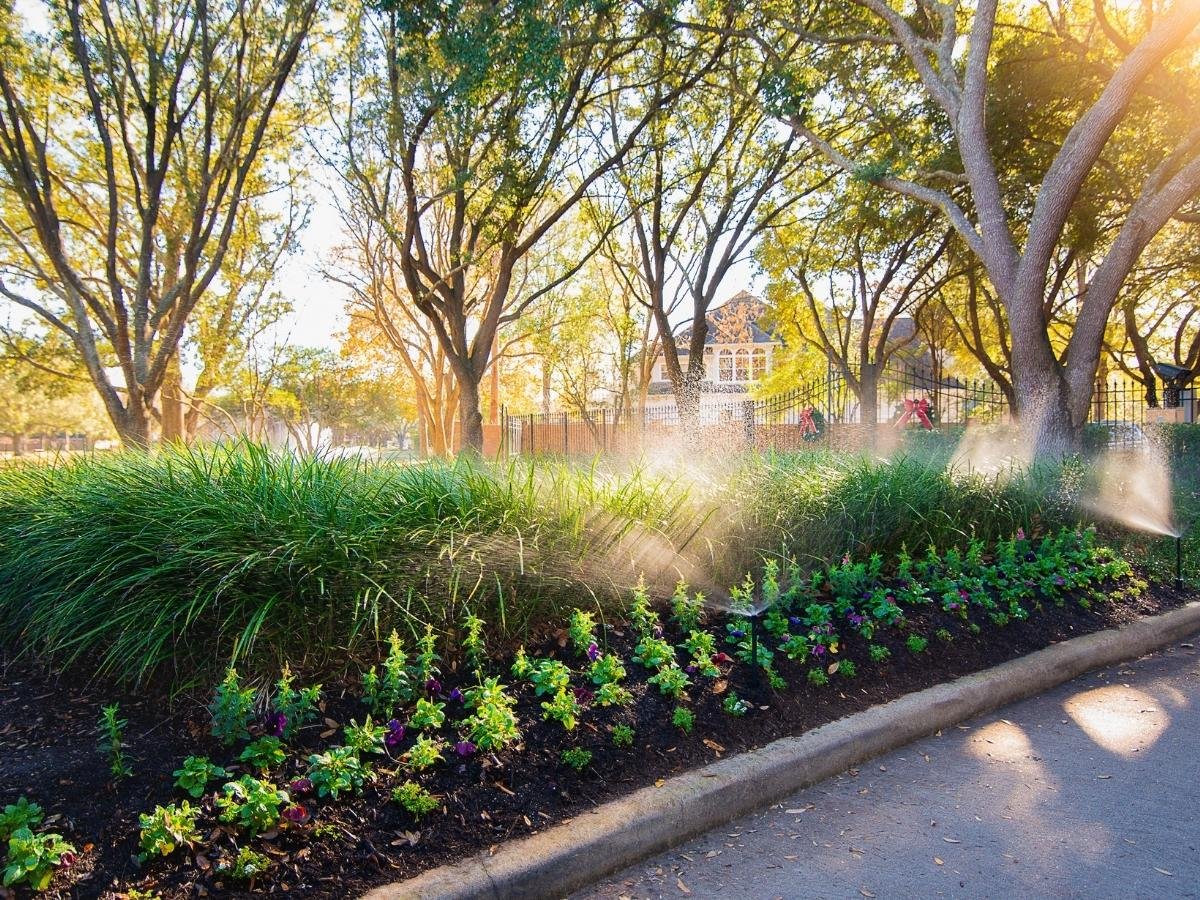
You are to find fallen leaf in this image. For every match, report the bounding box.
[1154,868,1173,877]
[1097,774,1113,780]
[860,889,876,898]
[943,837,961,844]
[676,877,691,894]
[934,857,944,866]
[702,738,725,753]
[493,781,516,796]
[827,661,840,675]
[712,680,728,695]
[654,778,665,788]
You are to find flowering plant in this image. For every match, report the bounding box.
[3,827,77,891]
[306,747,368,798]
[343,716,388,755]
[215,775,290,836]
[272,666,321,739]
[138,801,200,861]
[462,676,520,751]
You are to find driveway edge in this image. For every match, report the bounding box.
[363,601,1200,900]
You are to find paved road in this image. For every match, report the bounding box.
[576,641,1200,900]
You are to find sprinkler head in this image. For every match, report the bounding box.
[1176,534,1184,591]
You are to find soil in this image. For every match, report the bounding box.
[0,577,1189,899]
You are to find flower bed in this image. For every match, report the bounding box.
[0,528,1182,898]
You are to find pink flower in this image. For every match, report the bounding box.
[1016,527,1026,540]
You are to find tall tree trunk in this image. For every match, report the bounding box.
[115,398,154,450]
[458,377,484,456]
[859,363,880,426]
[161,355,185,443]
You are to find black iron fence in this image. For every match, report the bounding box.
[501,366,1194,457]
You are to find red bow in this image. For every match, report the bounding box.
[799,406,817,436]
[897,397,933,430]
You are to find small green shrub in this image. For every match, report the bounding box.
[672,706,695,733]
[391,781,439,819]
[138,802,201,861]
[0,798,43,841]
[173,757,227,798]
[611,724,634,747]
[222,846,272,882]
[210,668,255,746]
[906,634,929,654]
[560,747,592,772]
[409,698,446,731]
[541,689,581,731]
[405,736,445,772]
[2,827,75,891]
[343,717,388,755]
[239,736,286,773]
[307,747,368,798]
[462,677,520,751]
[215,776,289,835]
[98,703,132,779]
[272,666,321,739]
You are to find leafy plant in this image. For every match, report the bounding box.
[307,747,368,799]
[98,703,132,779]
[593,682,633,707]
[0,798,43,841]
[807,668,829,687]
[722,693,749,717]
[221,846,271,882]
[541,689,581,731]
[239,736,286,773]
[588,652,626,685]
[906,634,929,654]
[344,716,388,755]
[632,635,674,670]
[681,630,720,676]
[2,827,75,891]
[568,608,598,656]
[415,624,441,685]
[647,665,690,699]
[173,756,227,799]
[362,629,413,716]
[210,668,255,746]
[560,747,592,772]
[405,735,446,772]
[215,775,289,835]
[628,576,660,636]
[461,611,487,673]
[867,643,891,663]
[462,677,520,751]
[511,646,533,679]
[138,802,201,861]
[837,659,857,678]
[611,724,634,748]
[672,706,695,734]
[529,658,571,696]
[272,666,321,739]
[409,697,447,731]
[392,781,439,820]
[670,580,703,633]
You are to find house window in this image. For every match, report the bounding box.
[719,349,733,381]
[735,348,750,382]
[752,347,767,380]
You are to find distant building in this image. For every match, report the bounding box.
[646,291,780,419]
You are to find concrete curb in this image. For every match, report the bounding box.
[363,601,1200,900]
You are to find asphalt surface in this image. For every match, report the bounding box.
[575,640,1200,900]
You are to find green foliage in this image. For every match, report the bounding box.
[560,747,592,772]
[670,581,703,633]
[0,798,43,841]
[3,827,75,891]
[344,716,388,755]
[511,647,533,679]
[837,659,857,679]
[210,668,255,746]
[215,776,289,836]
[593,682,633,707]
[541,689,581,731]
[239,736,286,773]
[98,703,132,779]
[462,611,487,672]
[222,846,271,882]
[632,635,674,670]
[588,652,626,685]
[529,658,571,696]
[868,643,891,663]
[362,630,413,717]
[906,635,929,654]
[273,666,322,739]
[405,736,445,772]
[138,802,201,861]
[807,668,829,687]
[416,624,441,685]
[611,724,634,748]
[409,698,446,731]
[628,576,660,636]
[568,608,598,656]
[647,665,690,699]
[307,747,368,799]
[391,781,439,820]
[462,677,520,751]
[722,693,750,717]
[672,706,695,733]
[173,757,227,799]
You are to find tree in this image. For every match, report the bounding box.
[760,187,952,423]
[0,0,319,447]
[320,0,729,452]
[604,39,816,421]
[736,0,1200,453]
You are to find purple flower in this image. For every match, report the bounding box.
[425,677,442,695]
[586,642,600,662]
[652,625,664,639]
[812,644,826,658]
[266,711,287,737]
[1016,527,1026,540]
[1055,575,1066,586]
[448,687,464,703]
[385,719,406,747]
[730,628,745,639]
[948,602,960,611]
[282,804,309,824]
[573,686,594,703]
[685,664,698,675]
[712,652,732,665]
[454,740,477,757]
[290,778,313,795]
[788,616,803,628]
[847,612,865,628]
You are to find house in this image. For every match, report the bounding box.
[645,291,780,420]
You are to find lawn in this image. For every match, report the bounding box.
[0,442,1191,896]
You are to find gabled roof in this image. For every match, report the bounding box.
[676,291,778,346]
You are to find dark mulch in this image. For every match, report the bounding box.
[0,579,1189,899]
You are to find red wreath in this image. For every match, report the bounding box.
[896,397,934,430]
